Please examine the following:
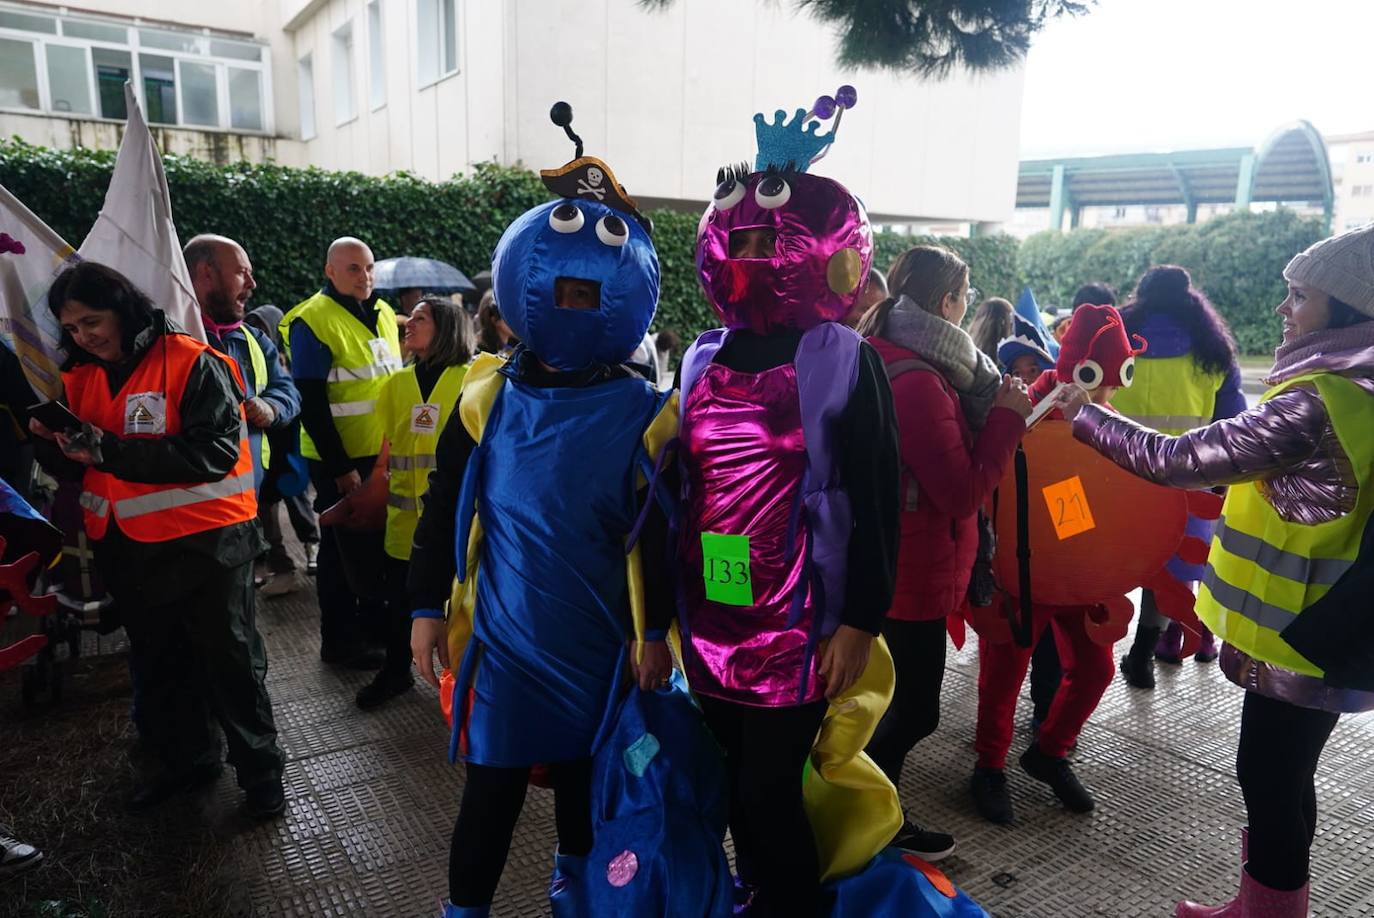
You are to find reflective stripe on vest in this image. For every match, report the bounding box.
[114,470,257,519]
[79,491,109,518]
[379,363,466,560]
[389,454,438,471]
[1211,515,1352,587]
[279,291,400,461]
[63,333,258,543]
[330,399,378,417]
[1195,371,1374,675]
[1110,354,1224,436]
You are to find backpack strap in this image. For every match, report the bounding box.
[882,356,940,512]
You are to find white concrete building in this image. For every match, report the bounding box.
[0,0,1027,225]
[1328,130,1374,233]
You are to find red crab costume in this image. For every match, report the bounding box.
[972,305,1221,780]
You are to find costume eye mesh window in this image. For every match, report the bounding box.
[417,0,459,88]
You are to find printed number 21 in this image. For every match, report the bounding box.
[1057,494,1083,525]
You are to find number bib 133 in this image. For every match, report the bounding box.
[700,532,753,606]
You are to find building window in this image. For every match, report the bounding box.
[140,53,177,124]
[0,37,40,109]
[367,0,385,110]
[93,48,131,119]
[228,67,263,131]
[332,21,356,125]
[298,54,316,140]
[1353,185,1374,198]
[45,43,94,114]
[1357,152,1374,165]
[417,0,458,88]
[0,8,271,132]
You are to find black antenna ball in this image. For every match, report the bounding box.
[550,101,574,127]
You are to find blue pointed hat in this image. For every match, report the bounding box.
[1014,286,1059,359]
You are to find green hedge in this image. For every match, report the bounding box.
[0,138,1325,350]
[1017,210,1326,354]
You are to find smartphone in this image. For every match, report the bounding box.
[27,400,83,435]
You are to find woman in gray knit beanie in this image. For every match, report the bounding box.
[1063,222,1374,917]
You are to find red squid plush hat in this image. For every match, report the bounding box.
[1055,304,1147,390]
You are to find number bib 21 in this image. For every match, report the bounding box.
[701,532,753,606]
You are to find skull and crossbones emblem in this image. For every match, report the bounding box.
[577,166,606,199]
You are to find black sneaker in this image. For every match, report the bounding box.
[889,819,955,862]
[243,778,286,819]
[1019,743,1095,813]
[127,762,223,811]
[320,642,385,670]
[355,672,415,710]
[970,767,1014,824]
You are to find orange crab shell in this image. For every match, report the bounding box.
[989,420,1222,646]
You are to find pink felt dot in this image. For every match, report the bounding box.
[606,850,639,887]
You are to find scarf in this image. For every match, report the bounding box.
[1265,322,1374,385]
[203,315,244,339]
[882,295,1003,430]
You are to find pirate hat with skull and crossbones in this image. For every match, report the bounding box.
[539,102,650,233]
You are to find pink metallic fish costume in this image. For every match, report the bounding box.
[678,91,874,706]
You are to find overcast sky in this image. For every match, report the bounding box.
[1018,0,1374,158]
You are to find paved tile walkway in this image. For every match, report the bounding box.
[158,584,1374,916]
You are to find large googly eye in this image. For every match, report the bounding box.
[713,176,746,211]
[549,202,584,234]
[596,214,629,247]
[1073,359,1104,390]
[754,175,791,210]
[1118,356,1136,387]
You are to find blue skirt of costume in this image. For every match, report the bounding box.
[455,374,662,767]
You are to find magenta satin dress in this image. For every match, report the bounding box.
[678,361,827,707]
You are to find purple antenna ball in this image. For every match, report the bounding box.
[836,85,857,108]
[812,95,836,120]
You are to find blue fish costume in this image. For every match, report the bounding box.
[435,104,726,918]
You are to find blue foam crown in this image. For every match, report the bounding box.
[753,108,833,173]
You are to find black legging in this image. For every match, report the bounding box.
[1236,690,1339,891]
[448,759,593,907]
[698,695,828,918]
[866,617,947,786]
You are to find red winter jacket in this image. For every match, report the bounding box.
[870,335,1025,621]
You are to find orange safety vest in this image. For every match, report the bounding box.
[65,333,258,543]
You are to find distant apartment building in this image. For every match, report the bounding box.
[1328,130,1374,233]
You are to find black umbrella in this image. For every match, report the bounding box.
[374,257,477,295]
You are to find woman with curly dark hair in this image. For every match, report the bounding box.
[1113,265,1246,688]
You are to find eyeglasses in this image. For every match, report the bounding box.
[965,286,980,308]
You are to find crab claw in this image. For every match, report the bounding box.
[1145,571,1204,658]
[1084,594,1133,646]
[0,550,55,617]
[1177,535,1212,566]
[0,634,48,671]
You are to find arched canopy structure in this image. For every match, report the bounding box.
[1017,121,1333,231]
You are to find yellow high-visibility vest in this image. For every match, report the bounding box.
[280,291,401,460]
[242,328,270,469]
[1111,354,1224,435]
[1197,371,1374,675]
[379,363,467,560]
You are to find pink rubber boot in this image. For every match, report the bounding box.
[1175,829,1248,918]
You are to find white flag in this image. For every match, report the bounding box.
[0,185,75,400]
[78,83,203,342]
